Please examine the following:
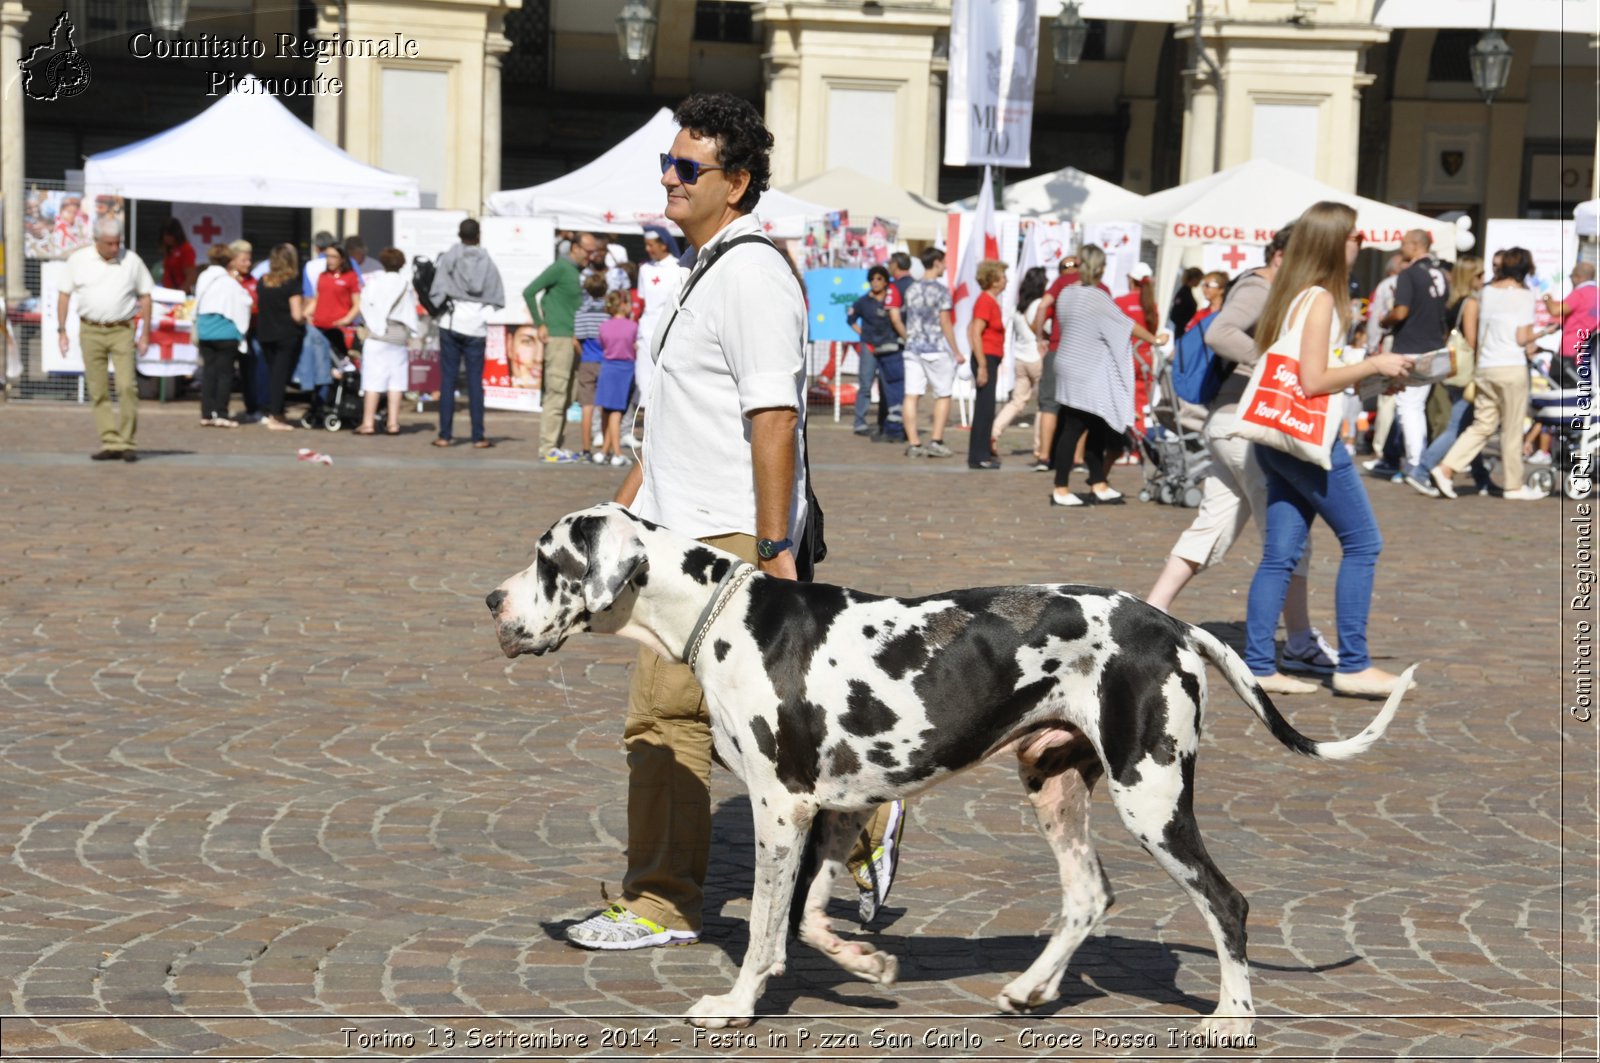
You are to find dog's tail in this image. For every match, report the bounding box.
[1190,626,1413,761]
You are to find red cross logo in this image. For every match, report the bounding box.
[602,211,616,223]
[650,275,661,285]
[191,215,222,243]
[1221,245,1247,270]
[763,221,774,232]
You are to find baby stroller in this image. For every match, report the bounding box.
[1524,362,1597,500]
[323,347,386,433]
[1136,346,1212,508]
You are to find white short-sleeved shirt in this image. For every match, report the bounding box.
[60,245,153,322]
[635,214,808,543]
[1476,284,1536,370]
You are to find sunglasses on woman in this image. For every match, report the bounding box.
[660,153,724,185]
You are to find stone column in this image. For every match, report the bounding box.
[310,3,340,237]
[1,0,28,303]
[925,69,944,200]
[1180,74,1219,184]
[482,16,510,210]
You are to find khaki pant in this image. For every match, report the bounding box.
[81,322,138,451]
[539,336,578,456]
[621,532,898,932]
[1171,409,1312,577]
[990,357,1042,444]
[1440,365,1529,489]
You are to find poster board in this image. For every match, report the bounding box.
[1484,218,1579,354]
[483,324,541,412]
[394,209,468,267]
[479,216,556,325]
[803,269,870,344]
[42,263,196,376]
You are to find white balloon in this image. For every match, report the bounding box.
[1455,230,1476,252]
[1456,215,1473,231]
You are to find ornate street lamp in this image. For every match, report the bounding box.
[147,0,189,34]
[1052,1,1088,73]
[1469,30,1513,104]
[616,0,658,75]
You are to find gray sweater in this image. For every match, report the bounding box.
[1205,268,1271,416]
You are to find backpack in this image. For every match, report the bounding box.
[1170,313,1229,406]
[411,255,452,319]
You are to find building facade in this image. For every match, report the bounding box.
[2,0,1593,299]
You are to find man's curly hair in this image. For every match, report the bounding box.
[673,93,773,213]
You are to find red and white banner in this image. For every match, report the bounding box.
[1083,221,1142,297]
[171,203,240,254]
[944,0,1040,168]
[1203,241,1263,280]
[947,169,1022,359]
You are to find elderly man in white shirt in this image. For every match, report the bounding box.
[57,217,153,461]
[563,93,907,955]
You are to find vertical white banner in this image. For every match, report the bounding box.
[1083,221,1142,297]
[171,204,241,253]
[944,0,1040,168]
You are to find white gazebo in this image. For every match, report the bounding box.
[1137,158,1458,303]
[486,109,828,238]
[956,165,1147,223]
[780,167,950,242]
[84,76,420,209]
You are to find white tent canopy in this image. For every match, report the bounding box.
[486,108,828,238]
[84,75,419,209]
[780,167,950,242]
[955,165,1146,222]
[1138,158,1457,306]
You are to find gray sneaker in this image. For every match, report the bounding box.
[905,444,927,458]
[565,905,699,950]
[1404,471,1441,498]
[924,440,953,458]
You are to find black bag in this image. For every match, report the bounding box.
[411,255,452,320]
[660,233,828,580]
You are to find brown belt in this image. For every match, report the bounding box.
[80,317,135,329]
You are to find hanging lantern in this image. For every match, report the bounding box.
[616,0,658,75]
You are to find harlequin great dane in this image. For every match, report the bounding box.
[486,503,1414,1037]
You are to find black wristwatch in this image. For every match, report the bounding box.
[756,537,792,561]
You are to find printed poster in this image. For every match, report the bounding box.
[483,323,541,413]
[803,269,870,344]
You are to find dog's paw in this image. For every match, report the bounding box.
[825,939,897,985]
[1197,1013,1255,1041]
[996,980,1051,1013]
[686,993,754,1030]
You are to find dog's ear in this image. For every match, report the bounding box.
[571,511,650,615]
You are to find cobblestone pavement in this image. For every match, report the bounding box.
[0,402,1593,1062]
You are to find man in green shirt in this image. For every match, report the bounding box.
[524,231,602,461]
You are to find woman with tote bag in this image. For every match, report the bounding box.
[1231,202,1417,698]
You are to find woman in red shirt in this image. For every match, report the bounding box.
[307,245,362,358]
[160,217,197,292]
[966,259,1008,470]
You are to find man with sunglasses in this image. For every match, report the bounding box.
[565,92,908,952]
[524,230,604,462]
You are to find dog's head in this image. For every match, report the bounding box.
[486,503,650,658]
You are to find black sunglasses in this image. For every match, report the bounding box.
[660,153,724,185]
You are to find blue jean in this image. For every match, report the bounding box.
[1246,441,1383,676]
[1411,390,1491,487]
[853,347,880,431]
[438,328,486,442]
[875,350,905,438]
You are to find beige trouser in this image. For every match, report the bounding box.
[81,321,138,451]
[621,532,899,932]
[538,336,578,456]
[1171,408,1311,576]
[991,357,1042,443]
[1440,365,1529,490]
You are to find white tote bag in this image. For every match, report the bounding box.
[1226,286,1344,470]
